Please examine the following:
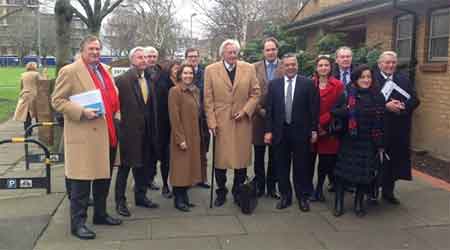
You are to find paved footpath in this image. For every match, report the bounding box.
[0,119,449,250]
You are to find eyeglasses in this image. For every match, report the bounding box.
[187,55,199,58]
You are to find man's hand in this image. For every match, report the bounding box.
[233,111,246,121]
[310,131,318,144]
[179,142,188,150]
[259,108,266,117]
[82,108,98,120]
[386,99,405,114]
[264,132,272,145]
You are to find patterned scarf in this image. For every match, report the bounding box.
[347,84,358,137]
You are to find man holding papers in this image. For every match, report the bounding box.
[114,47,160,217]
[374,51,420,205]
[52,36,122,240]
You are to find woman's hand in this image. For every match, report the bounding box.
[179,142,188,150]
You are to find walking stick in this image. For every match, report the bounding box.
[209,134,216,208]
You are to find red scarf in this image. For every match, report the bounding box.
[85,62,120,147]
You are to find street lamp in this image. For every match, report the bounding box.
[190,13,197,44]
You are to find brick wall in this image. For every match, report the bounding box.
[411,6,450,160]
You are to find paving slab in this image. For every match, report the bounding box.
[151,215,246,239]
[219,232,327,250]
[119,237,221,250]
[407,226,450,250]
[314,229,434,250]
[237,212,336,234]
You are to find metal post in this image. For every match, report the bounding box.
[37,2,41,66]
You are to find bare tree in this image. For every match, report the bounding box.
[103,7,138,56]
[192,0,264,48]
[104,0,179,57]
[70,0,126,36]
[55,0,74,73]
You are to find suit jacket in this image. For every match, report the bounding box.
[51,59,117,180]
[332,63,354,84]
[115,67,159,167]
[265,74,319,145]
[204,60,260,169]
[252,60,283,145]
[13,71,40,122]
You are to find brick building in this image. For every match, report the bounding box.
[286,0,450,160]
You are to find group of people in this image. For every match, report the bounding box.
[49,35,419,240]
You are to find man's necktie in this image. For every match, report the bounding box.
[343,70,349,85]
[285,78,293,124]
[139,75,148,104]
[268,63,275,81]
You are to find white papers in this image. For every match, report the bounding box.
[381,80,411,101]
[69,89,105,115]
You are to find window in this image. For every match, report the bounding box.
[428,8,449,62]
[395,14,413,61]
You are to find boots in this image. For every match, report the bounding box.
[333,181,344,217]
[354,187,366,217]
[182,188,195,208]
[173,187,189,212]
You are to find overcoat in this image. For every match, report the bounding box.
[168,84,202,186]
[204,61,260,169]
[373,69,420,181]
[115,67,159,168]
[13,71,40,122]
[252,60,283,146]
[51,59,118,180]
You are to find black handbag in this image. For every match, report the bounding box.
[237,177,258,215]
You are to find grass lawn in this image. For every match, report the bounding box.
[0,67,56,123]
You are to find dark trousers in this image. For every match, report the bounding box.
[314,154,337,189]
[24,112,33,136]
[149,144,170,186]
[215,168,247,198]
[253,145,276,193]
[70,146,117,231]
[274,125,313,201]
[115,143,156,202]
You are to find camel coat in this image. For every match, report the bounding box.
[168,84,202,187]
[51,59,118,180]
[204,61,260,169]
[252,60,283,146]
[13,71,40,122]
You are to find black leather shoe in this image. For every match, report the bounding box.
[299,198,310,212]
[267,190,280,200]
[148,181,160,191]
[276,197,292,209]
[136,197,160,208]
[71,225,96,240]
[382,194,400,205]
[162,186,173,199]
[196,182,211,189]
[93,215,122,226]
[116,202,131,217]
[214,195,226,207]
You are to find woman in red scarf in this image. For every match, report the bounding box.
[310,55,344,202]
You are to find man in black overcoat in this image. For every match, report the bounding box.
[374,51,420,204]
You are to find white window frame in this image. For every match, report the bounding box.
[428,8,450,62]
[395,14,414,62]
